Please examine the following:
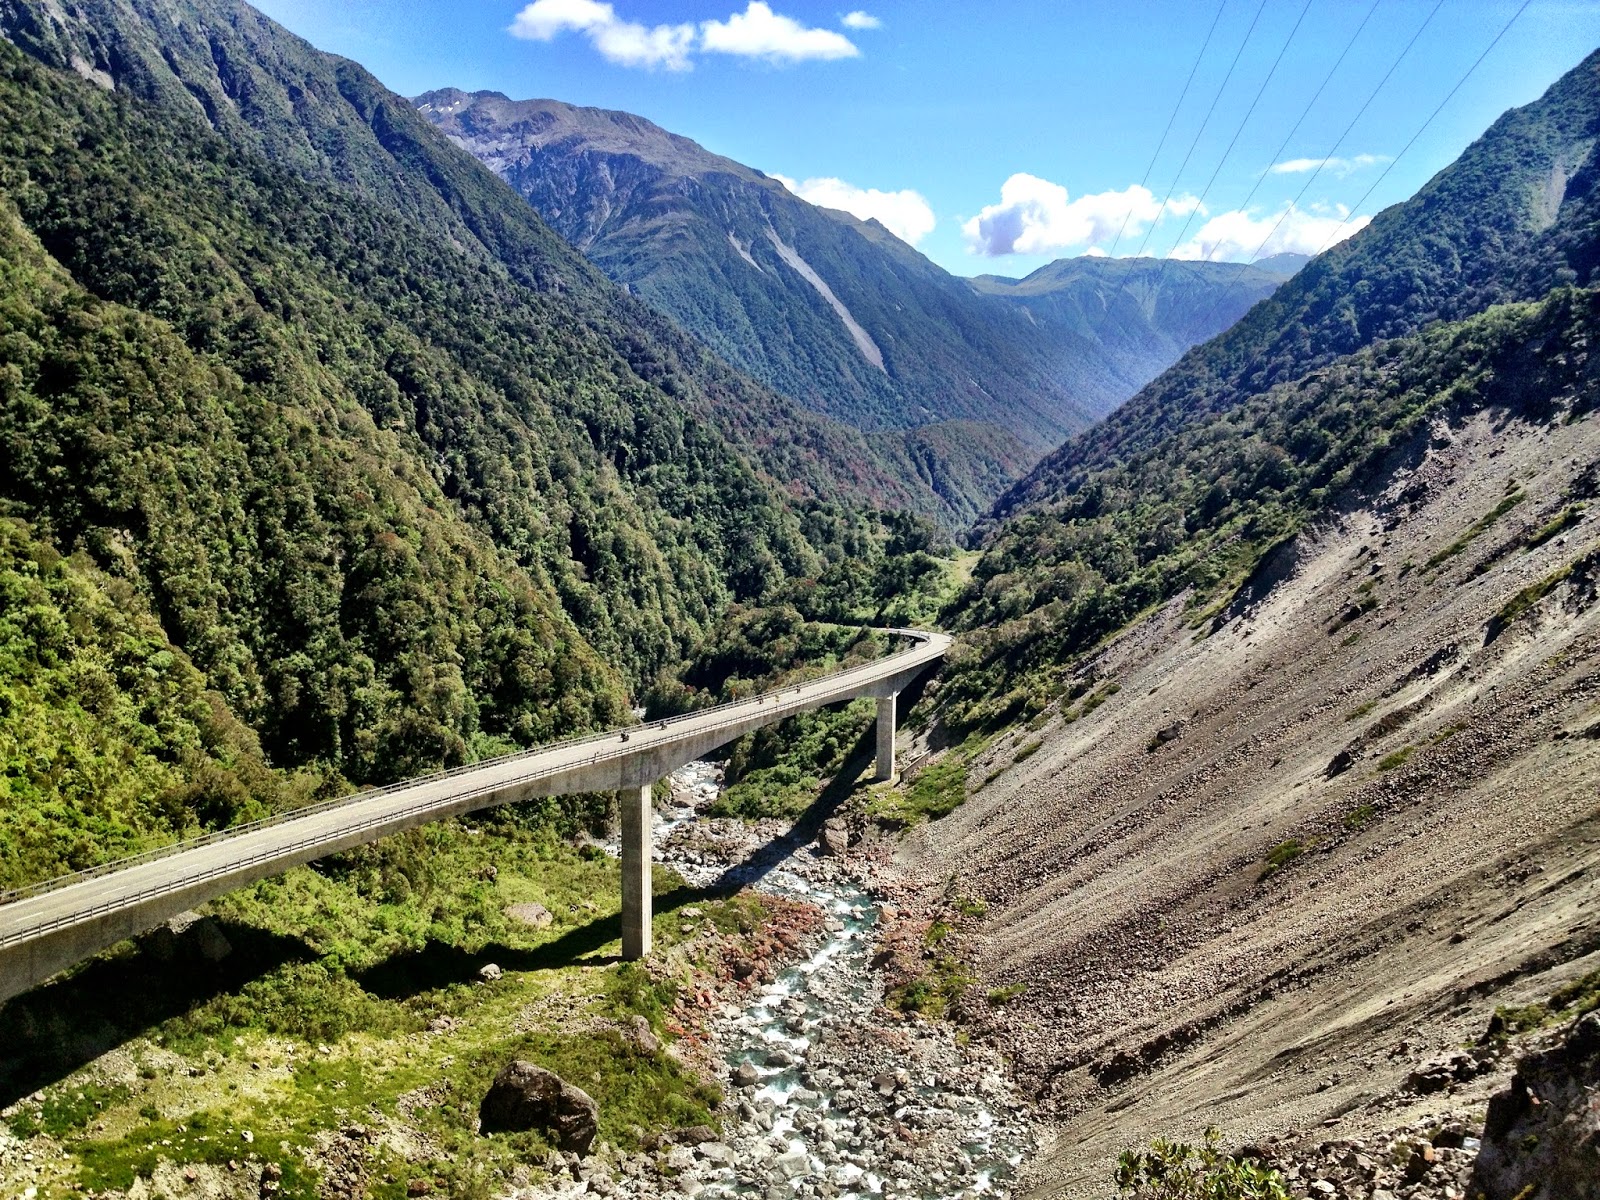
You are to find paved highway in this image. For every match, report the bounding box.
[0,628,947,1002]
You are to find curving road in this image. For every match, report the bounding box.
[0,628,948,1003]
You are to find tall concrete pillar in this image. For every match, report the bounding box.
[875,692,898,783]
[619,783,653,960]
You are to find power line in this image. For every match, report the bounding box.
[1308,0,1534,257]
[1157,0,1316,260]
[1132,0,1272,259]
[1185,0,1384,329]
[1210,0,1445,269]
[1101,0,1230,262]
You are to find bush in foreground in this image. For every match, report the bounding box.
[1116,1128,1289,1200]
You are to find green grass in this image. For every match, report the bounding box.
[2,811,781,1197]
[1377,746,1415,771]
[1488,966,1600,1042]
[1424,491,1525,571]
[5,1081,132,1140]
[1013,738,1044,764]
[1343,804,1377,831]
[952,895,988,918]
[1489,559,1580,638]
[1345,700,1378,722]
[867,734,989,826]
[1525,504,1585,551]
[1259,839,1304,881]
[887,930,974,1020]
[985,983,1027,1007]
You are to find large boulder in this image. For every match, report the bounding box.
[819,818,850,857]
[1472,1012,1600,1199]
[478,1061,598,1153]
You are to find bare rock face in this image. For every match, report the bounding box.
[479,1061,598,1153]
[1473,1012,1600,1199]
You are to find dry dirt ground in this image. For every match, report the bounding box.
[900,402,1600,1196]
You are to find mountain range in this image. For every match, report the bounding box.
[415,88,1299,522]
[5,0,1600,1193]
[0,0,947,813]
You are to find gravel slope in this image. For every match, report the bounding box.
[901,401,1600,1195]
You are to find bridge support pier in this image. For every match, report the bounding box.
[875,692,898,783]
[620,783,653,960]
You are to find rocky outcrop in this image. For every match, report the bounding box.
[1473,1012,1600,1199]
[138,911,232,964]
[478,1061,599,1153]
[504,901,553,929]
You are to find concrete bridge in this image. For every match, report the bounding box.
[0,628,948,1005]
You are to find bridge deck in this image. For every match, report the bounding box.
[0,628,948,1003]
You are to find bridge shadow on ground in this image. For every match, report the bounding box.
[705,720,878,893]
[0,922,310,1107]
[353,882,704,999]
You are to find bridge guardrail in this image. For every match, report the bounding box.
[0,627,943,931]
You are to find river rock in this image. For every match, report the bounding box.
[732,1061,760,1088]
[772,1144,811,1180]
[819,819,850,856]
[629,1014,662,1055]
[478,1061,598,1153]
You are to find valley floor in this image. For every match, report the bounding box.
[898,401,1600,1195]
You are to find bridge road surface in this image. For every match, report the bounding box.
[0,628,949,1005]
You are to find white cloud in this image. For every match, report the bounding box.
[841,10,881,29]
[1269,153,1388,177]
[774,174,935,245]
[510,0,858,68]
[1169,202,1369,262]
[962,174,1200,257]
[508,0,695,70]
[701,2,859,62]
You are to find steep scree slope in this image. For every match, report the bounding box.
[906,287,1600,1194]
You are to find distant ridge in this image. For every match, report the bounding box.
[416,88,1292,522]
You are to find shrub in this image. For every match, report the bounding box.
[1116,1127,1289,1200]
[1259,839,1303,880]
[1377,747,1414,771]
[1344,804,1377,830]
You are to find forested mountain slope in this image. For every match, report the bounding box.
[416,89,1289,521]
[945,48,1600,727]
[0,0,927,811]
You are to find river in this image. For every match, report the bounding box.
[624,761,1035,1200]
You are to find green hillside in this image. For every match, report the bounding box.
[946,48,1600,728]
[0,0,944,808]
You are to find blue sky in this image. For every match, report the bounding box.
[253,0,1597,278]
